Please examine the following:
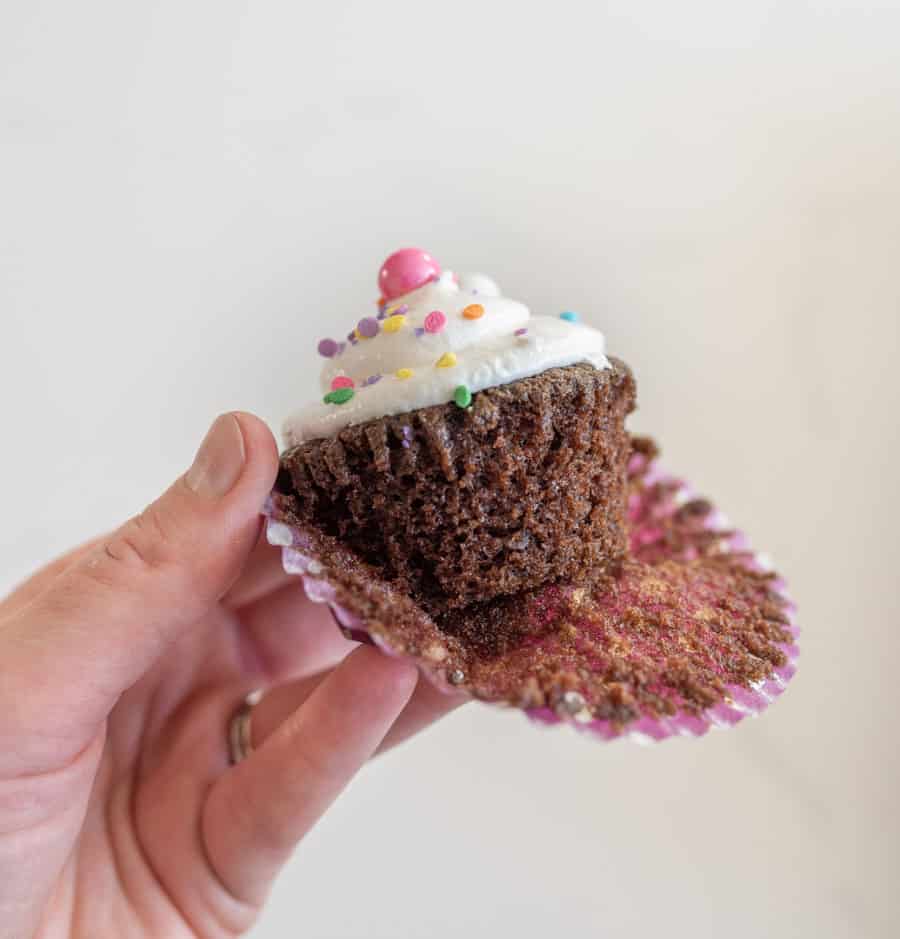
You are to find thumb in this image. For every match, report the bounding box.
[2,412,278,746]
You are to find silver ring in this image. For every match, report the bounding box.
[228,689,262,765]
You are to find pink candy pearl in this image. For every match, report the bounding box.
[330,376,355,390]
[378,248,441,301]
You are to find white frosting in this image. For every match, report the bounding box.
[283,272,609,446]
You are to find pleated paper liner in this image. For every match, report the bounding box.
[263,437,798,742]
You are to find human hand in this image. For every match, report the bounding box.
[0,413,460,938]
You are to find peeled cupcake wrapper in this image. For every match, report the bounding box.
[263,439,798,743]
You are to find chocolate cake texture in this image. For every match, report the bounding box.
[277,360,636,615]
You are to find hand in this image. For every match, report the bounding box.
[0,413,461,938]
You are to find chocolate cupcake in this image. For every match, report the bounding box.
[269,249,797,741]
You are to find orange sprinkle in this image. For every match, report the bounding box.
[462,303,484,320]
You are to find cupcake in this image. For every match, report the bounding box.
[280,249,635,614]
[269,249,798,741]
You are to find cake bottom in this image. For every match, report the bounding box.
[263,437,798,741]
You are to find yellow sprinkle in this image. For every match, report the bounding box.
[395,367,413,379]
[462,303,484,320]
[383,314,407,333]
[436,352,457,368]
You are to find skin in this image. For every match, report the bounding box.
[0,412,462,938]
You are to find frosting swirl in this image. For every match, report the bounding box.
[282,258,610,447]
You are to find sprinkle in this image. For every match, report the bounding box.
[383,314,406,334]
[414,327,425,337]
[401,425,413,438]
[330,376,354,391]
[462,303,484,320]
[323,387,354,405]
[361,374,382,386]
[424,310,447,333]
[347,330,359,345]
[401,439,411,449]
[357,316,379,339]
[317,338,339,358]
[436,352,457,368]
[453,384,472,408]
[396,367,413,379]
[560,311,579,322]
[514,327,528,336]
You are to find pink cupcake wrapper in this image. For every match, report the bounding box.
[262,458,799,742]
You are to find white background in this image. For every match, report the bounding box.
[2,2,899,937]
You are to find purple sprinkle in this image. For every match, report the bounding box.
[401,425,413,439]
[377,309,387,320]
[414,327,425,337]
[396,304,408,314]
[362,374,382,387]
[401,440,411,449]
[358,316,379,338]
[347,330,358,345]
[317,338,338,357]
[514,328,528,336]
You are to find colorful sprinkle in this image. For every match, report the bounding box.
[462,303,484,320]
[401,425,413,448]
[383,314,407,334]
[560,311,579,322]
[347,330,359,345]
[436,352,457,368]
[324,387,354,405]
[424,310,447,333]
[330,376,354,391]
[414,327,426,337]
[514,327,528,336]
[453,385,472,408]
[317,338,339,358]
[357,316,380,338]
[396,367,413,379]
[361,374,382,386]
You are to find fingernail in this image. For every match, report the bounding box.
[186,414,246,499]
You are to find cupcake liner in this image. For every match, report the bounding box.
[263,437,798,743]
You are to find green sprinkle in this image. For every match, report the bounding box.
[324,387,354,405]
[453,385,472,408]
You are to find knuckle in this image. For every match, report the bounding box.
[102,503,178,574]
